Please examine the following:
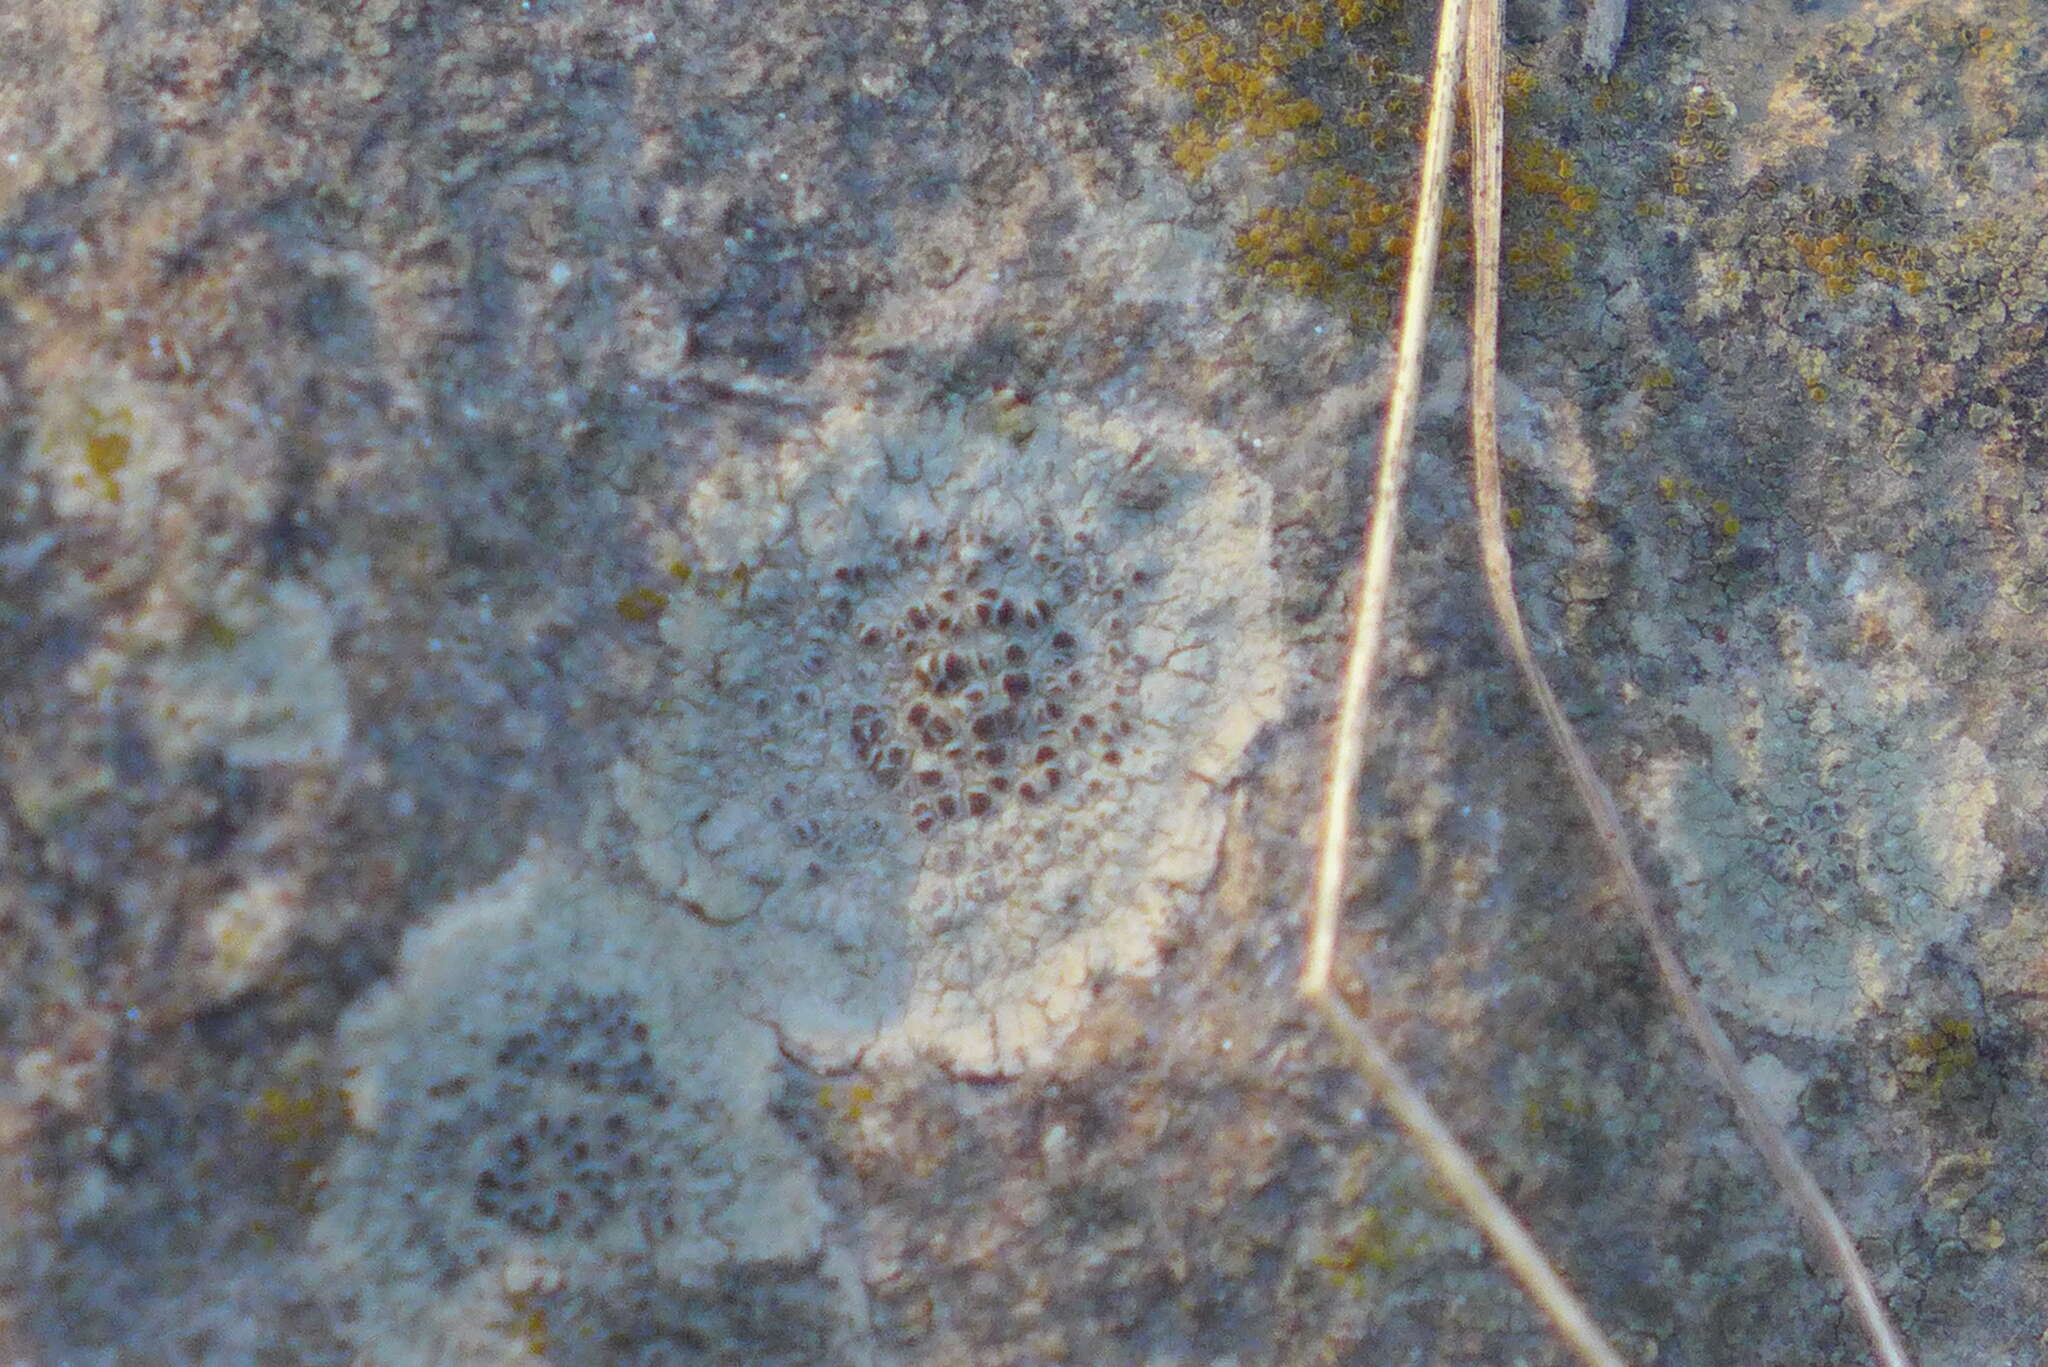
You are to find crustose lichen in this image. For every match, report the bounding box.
[606,390,1288,1075]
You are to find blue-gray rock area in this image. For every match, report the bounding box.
[2,0,2045,1363]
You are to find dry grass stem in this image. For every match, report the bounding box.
[1302,0,1467,1002]
[1300,0,1623,1361]
[1460,7,1912,1364]
[1315,996,1629,1367]
[1303,0,1916,1359]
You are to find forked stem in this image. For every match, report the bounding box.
[1303,0,1915,1361]
[1300,0,1625,1363]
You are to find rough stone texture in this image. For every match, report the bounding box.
[2,0,2046,1365]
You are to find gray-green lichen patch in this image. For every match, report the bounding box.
[602,391,1287,1076]
[25,369,350,772]
[305,387,1290,1363]
[136,576,351,768]
[307,851,872,1367]
[1638,552,2002,1038]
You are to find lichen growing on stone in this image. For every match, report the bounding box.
[302,387,1289,1361]
[136,576,352,767]
[602,392,1286,1075]
[1638,552,2003,1038]
[1894,1015,1983,1104]
[1682,6,2048,445]
[306,853,871,1367]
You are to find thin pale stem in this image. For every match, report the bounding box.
[1460,2,1912,1362]
[1301,0,1468,1001]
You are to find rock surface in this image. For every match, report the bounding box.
[3,0,2045,1364]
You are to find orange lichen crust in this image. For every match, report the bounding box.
[1894,1017,1983,1101]
[1153,2,1422,323]
[1690,5,2048,445]
[1654,473,1743,542]
[1149,0,1612,326]
[1754,191,1931,302]
[1500,132,1600,294]
[614,586,670,623]
[1662,82,1730,203]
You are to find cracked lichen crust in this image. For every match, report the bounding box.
[607,393,1286,1074]
[308,854,868,1366]
[1641,553,2003,1038]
